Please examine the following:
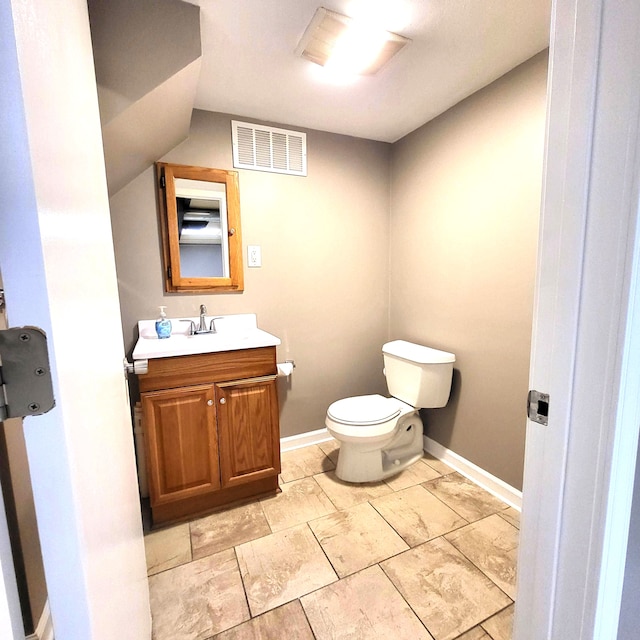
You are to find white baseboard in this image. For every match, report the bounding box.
[280,428,331,452]
[278,428,522,510]
[423,435,522,510]
[25,600,53,640]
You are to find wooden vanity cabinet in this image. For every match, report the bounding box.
[216,377,280,488]
[139,347,280,525]
[142,384,221,506]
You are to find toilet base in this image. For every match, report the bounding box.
[334,412,424,483]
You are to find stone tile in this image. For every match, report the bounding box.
[385,459,442,491]
[317,438,340,465]
[498,507,520,529]
[260,476,336,532]
[313,470,393,510]
[236,523,337,616]
[149,549,249,640]
[371,485,467,547]
[213,600,314,640]
[423,473,508,522]
[144,523,191,576]
[381,537,511,640]
[445,514,518,599]
[309,502,409,577]
[280,445,335,483]
[190,501,271,560]
[423,453,454,476]
[301,565,434,639]
[455,627,491,640]
[481,604,514,640]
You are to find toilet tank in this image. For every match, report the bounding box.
[382,340,455,408]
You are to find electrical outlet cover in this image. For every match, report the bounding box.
[248,245,262,267]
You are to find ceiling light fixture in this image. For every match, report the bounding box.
[296,7,411,76]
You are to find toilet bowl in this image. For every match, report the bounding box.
[325,340,455,483]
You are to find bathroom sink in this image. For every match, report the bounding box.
[132,313,280,360]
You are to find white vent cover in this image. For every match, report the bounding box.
[232,120,307,176]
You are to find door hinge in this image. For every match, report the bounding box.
[167,266,172,280]
[159,173,166,189]
[0,327,55,421]
[527,390,549,426]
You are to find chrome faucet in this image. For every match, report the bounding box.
[197,304,208,333]
[181,305,220,335]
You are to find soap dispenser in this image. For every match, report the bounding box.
[155,306,172,339]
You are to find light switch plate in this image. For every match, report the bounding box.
[248,245,262,267]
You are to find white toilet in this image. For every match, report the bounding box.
[325,339,455,483]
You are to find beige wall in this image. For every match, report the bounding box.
[389,52,548,490]
[111,53,546,487]
[110,110,391,437]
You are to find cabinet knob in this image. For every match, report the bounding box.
[207,399,213,406]
[219,398,226,404]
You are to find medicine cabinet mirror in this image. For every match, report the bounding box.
[156,162,244,293]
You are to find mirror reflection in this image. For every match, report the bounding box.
[175,178,228,278]
[156,163,243,293]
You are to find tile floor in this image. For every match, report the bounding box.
[144,441,519,640]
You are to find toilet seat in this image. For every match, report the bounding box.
[325,392,424,482]
[327,394,402,426]
[326,394,416,441]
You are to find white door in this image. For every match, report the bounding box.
[0,1,151,638]
[515,0,640,637]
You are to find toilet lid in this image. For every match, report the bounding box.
[327,394,402,426]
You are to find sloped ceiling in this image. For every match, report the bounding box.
[88,0,201,195]
[90,0,551,194]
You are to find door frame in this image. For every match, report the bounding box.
[515,0,640,637]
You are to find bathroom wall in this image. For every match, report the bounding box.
[110,54,546,488]
[109,110,391,438]
[389,52,548,490]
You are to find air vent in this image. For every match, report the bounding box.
[232,120,307,176]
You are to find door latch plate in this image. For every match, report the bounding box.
[527,389,549,425]
[0,327,55,420]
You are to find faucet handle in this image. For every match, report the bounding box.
[179,319,196,335]
[200,304,207,314]
[209,317,224,333]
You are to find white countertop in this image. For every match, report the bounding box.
[132,313,281,360]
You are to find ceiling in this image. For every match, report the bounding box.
[186,0,551,143]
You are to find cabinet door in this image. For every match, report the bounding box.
[216,377,280,488]
[142,384,220,506]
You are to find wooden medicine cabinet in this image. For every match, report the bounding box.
[156,162,244,293]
